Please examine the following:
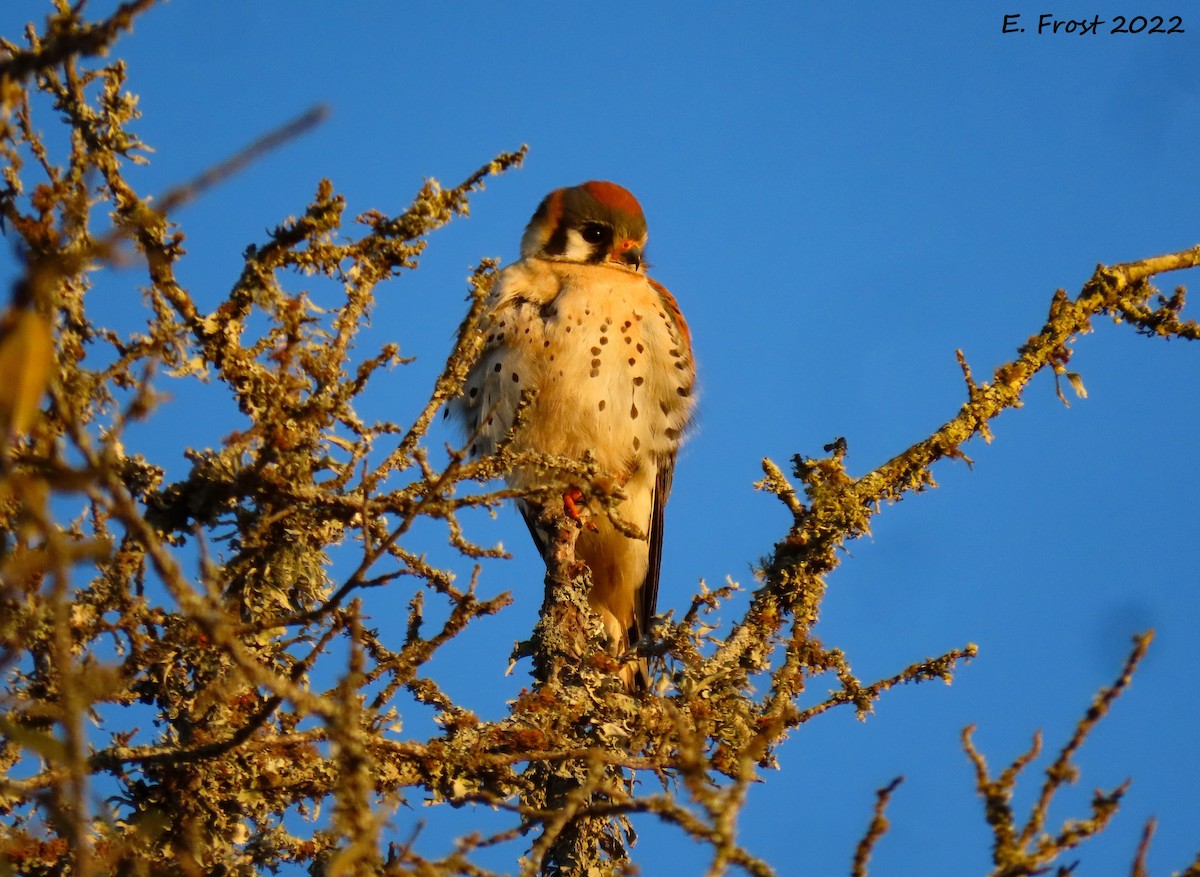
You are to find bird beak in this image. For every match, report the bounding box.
[613,241,642,270]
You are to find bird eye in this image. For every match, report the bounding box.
[580,223,609,244]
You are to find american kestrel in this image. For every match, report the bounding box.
[449,181,696,689]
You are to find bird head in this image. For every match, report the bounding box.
[519,181,648,271]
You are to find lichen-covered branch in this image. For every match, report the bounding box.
[962,632,1151,876]
[851,777,903,877]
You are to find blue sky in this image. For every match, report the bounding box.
[3,2,1199,873]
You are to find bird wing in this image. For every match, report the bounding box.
[517,499,549,558]
[634,458,674,645]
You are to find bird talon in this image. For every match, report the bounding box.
[563,487,599,531]
[563,487,585,520]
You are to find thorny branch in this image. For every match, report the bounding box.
[1,3,1198,876]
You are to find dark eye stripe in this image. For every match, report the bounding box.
[543,221,570,256]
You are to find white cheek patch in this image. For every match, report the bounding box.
[562,228,600,262]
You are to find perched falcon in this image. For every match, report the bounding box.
[449,181,695,689]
